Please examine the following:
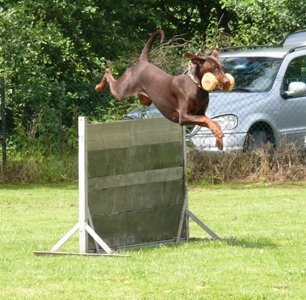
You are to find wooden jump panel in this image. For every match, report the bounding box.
[87,118,182,151]
[88,180,185,214]
[86,117,188,250]
[87,142,183,178]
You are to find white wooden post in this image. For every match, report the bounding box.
[78,116,88,253]
[176,126,189,242]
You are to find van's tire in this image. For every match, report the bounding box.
[245,130,268,152]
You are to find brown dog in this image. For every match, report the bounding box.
[95,29,230,150]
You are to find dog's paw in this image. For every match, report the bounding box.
[216,137,224,150]
[215,129,224,150]
[95,78,108,92]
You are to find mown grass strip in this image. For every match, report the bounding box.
[1,182,305,299]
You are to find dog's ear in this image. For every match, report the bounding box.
[211,48,220,59]
[185,53,206,65]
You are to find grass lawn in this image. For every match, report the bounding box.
[1,182,306,299]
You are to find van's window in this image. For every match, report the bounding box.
[283,56,306,90]
[220,57,282,92]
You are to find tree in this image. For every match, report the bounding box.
[219,0,306,45]
[0,1,109,154]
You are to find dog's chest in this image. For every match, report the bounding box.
[188,93,209,115]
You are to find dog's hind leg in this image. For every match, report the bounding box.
[95,68,114,93]
[96,68,141,101]
[138,94,152,106]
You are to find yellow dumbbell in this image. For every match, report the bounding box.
[223,73,235,92]
[201,72,235,92]
[201,73,219,92]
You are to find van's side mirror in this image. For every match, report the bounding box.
[282,81,306,99]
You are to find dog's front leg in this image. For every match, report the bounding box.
[205,119,224,150]
[179,114,224,150]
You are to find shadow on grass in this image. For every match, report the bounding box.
[120,236,278,254]
[190,236,278,249]
[0,182,78,190]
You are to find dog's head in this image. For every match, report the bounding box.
[185,49,234,92]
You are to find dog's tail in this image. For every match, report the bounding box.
[140,29,165,62]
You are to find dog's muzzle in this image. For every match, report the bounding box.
[201,73,235,92]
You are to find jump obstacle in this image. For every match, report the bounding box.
[34,117,219,257]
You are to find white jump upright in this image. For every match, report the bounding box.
[34,117,114,256]
[77,116,113,254]
[34,116,219,257]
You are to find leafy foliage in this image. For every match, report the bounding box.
[220,0,306,45]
